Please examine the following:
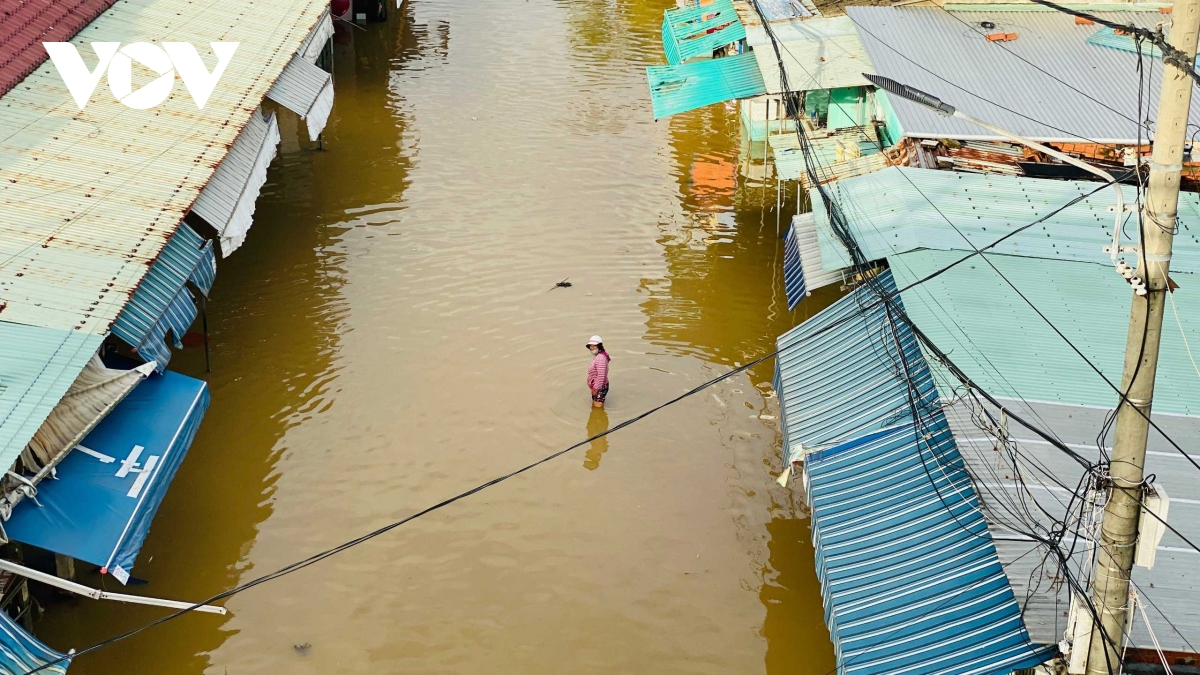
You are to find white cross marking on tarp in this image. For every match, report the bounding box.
[76,445,116,463]
[126,455,159,499]
[115,445,144,478]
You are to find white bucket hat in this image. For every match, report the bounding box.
[586,335,603,346]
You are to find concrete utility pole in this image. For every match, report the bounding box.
[1085,0,1200,672]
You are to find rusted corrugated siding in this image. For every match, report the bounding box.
[0,0,118,98]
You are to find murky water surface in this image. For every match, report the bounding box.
[37,1,840,672]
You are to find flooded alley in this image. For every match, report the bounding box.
[33,0,836,672]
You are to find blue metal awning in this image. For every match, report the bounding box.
[782,218,807,309]
[4,370,209,584]
[0,611,69,674]
[806,421,1056,675]
[111,225,216,371]
[776,268,1054,674]
[774,270,937,462]
[661,0,746,65]
[646,52,767,119]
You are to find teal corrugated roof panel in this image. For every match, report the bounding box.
[811,167,1200,274]
[807,422,1056,675]
[646,52,767,119]
[662,0,746,65]
[774,270,937,462]
[0,321,102,474]
[1086,26,1200,65]
[890,249,1200,415]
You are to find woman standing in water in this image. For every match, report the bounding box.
[586,335,610,408]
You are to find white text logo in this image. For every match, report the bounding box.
[43,42,239,110]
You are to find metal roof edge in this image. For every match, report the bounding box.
[942,3,1172,11]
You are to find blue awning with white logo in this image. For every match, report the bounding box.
[4,370,209,584]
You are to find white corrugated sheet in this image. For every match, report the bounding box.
[790,213,845,292]
[747,15,874,93]
[299,8,334,63]
[267,54,335,141]
[191,111,282,256]
[847,6,1200,143]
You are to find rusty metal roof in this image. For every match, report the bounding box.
[0,0,327,334]
[0,0,328,470]
[0,0,118,98]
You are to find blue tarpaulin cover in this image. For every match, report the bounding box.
[0,610,69,674]
[4,370,209,584]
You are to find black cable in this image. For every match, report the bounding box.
[22,305,882,674]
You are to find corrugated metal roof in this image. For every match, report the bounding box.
[0,322,103,476]
[783,216,808,307]
[0,0,326,335]
[782,213,844,308]
[0,0,327,470]
[768,126,883,182]
[889,248,1200,415]
[805,420,1056,675]
[267,54,334,141]
[661,0,746,65]
[298,7,333,64]
[110,223,213,362]
[131,285,199,372]
[190,110,281,256]
[645,51,767,119]
[0,0,118,98]
[747,15,873,93]
[733,0,819,26]
[846,7,1200,143]
[941,396,1200,653]
[774,269,937,463]
[810,166,1200,274]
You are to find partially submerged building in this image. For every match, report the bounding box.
[646,0,1200,672]
[0,0,336,668]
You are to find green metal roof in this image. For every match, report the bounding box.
[811,167,1200,275]
[890,249,1200,416]
[646,51,767,119]
[661,0,746,65]
[0,322,103,474]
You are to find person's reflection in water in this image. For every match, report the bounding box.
[583,406,610,471]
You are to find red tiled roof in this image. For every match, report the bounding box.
[0,0,118,98]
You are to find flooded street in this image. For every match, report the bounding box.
[37,0,837,671]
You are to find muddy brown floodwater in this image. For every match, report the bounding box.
[36,1,842,672]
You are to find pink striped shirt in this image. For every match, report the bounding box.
[587,351,611,391]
